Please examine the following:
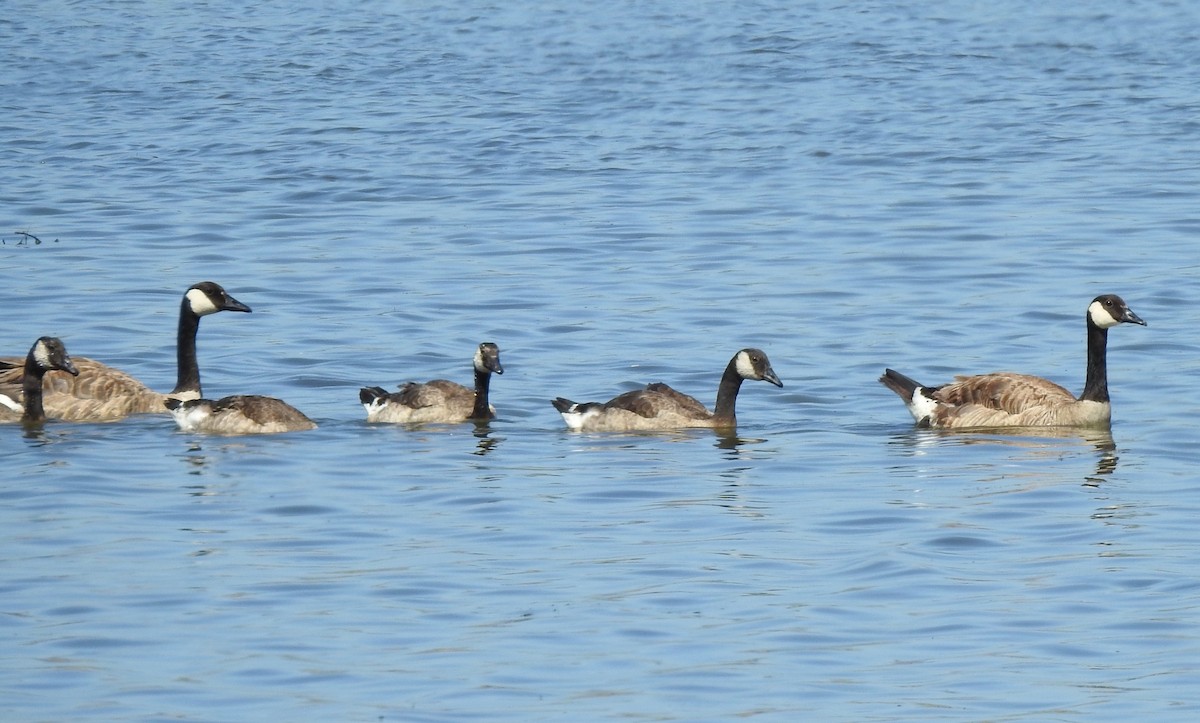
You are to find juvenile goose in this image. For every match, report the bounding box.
[360,342,504,424]
[0,337,79,426]
[165,395,317,435]
[879,293,1146,429]
[552,347,783,432]
[0,281,251,421]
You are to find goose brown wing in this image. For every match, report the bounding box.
[394,380,472,409]
[934,373,1076,413]
[212,395,313,426]
[644,382,710,418]
[604,383,710,420]
[0,357,152,400]
[0,358,157,420]
[46,360,153,399]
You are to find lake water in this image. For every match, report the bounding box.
[4,1,1200,720]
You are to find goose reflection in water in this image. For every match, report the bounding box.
[471,427,502,457]
[888,426,1119,488]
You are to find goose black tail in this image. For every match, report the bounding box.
[879,368,923,401]
[551,397,578,413]
[359,386,389,405]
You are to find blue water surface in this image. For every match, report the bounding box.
[3,1,1200,720]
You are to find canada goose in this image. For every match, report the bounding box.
[879,293,1146,429]
[0,281,251,421]
[165,395,316,435]
[0,337,79,426]
[552,347,783,432]
[360,342,504,424]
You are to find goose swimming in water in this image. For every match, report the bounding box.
[552,348,783,432]
[360,342,504,424]
[0,337,79,426]
[879,293,1146,429]
[165,394,317,435]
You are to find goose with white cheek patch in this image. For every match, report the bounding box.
[360,342,504,424]
[0,337,79,426]
[0,281,250,421]
[879,293,1146,429]
[552,347,783,432]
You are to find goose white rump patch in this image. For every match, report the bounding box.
[908,388,940,424]
[557,403,600,432]
[167,400,211,432]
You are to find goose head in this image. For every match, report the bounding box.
[474,342,504,375]
[734,348,783,387]
[31,336,79,377]
[1087,294,1146,330]
[184,281,252,317]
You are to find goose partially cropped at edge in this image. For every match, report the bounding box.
[0,281,251,421]
[552,347,783,432]
[0,337,79,426]
[879,293,1146,429]
[360,342,504,424]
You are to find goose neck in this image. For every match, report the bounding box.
[171,301,203,396]
[1079,319,1110,403]
[470,368,493,419]
[711,357,745,425]
[20,354,48,423]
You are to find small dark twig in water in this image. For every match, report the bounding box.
[6,231,59,246]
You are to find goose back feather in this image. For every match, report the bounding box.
[360,342,504,424]
[552,348,783,432]
[165,395,316,435]
[0,356,157,420]
[879,294,1146,429]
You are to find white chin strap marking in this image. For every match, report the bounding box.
[187,288,221,316]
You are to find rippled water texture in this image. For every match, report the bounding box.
[4,1,1200,720]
